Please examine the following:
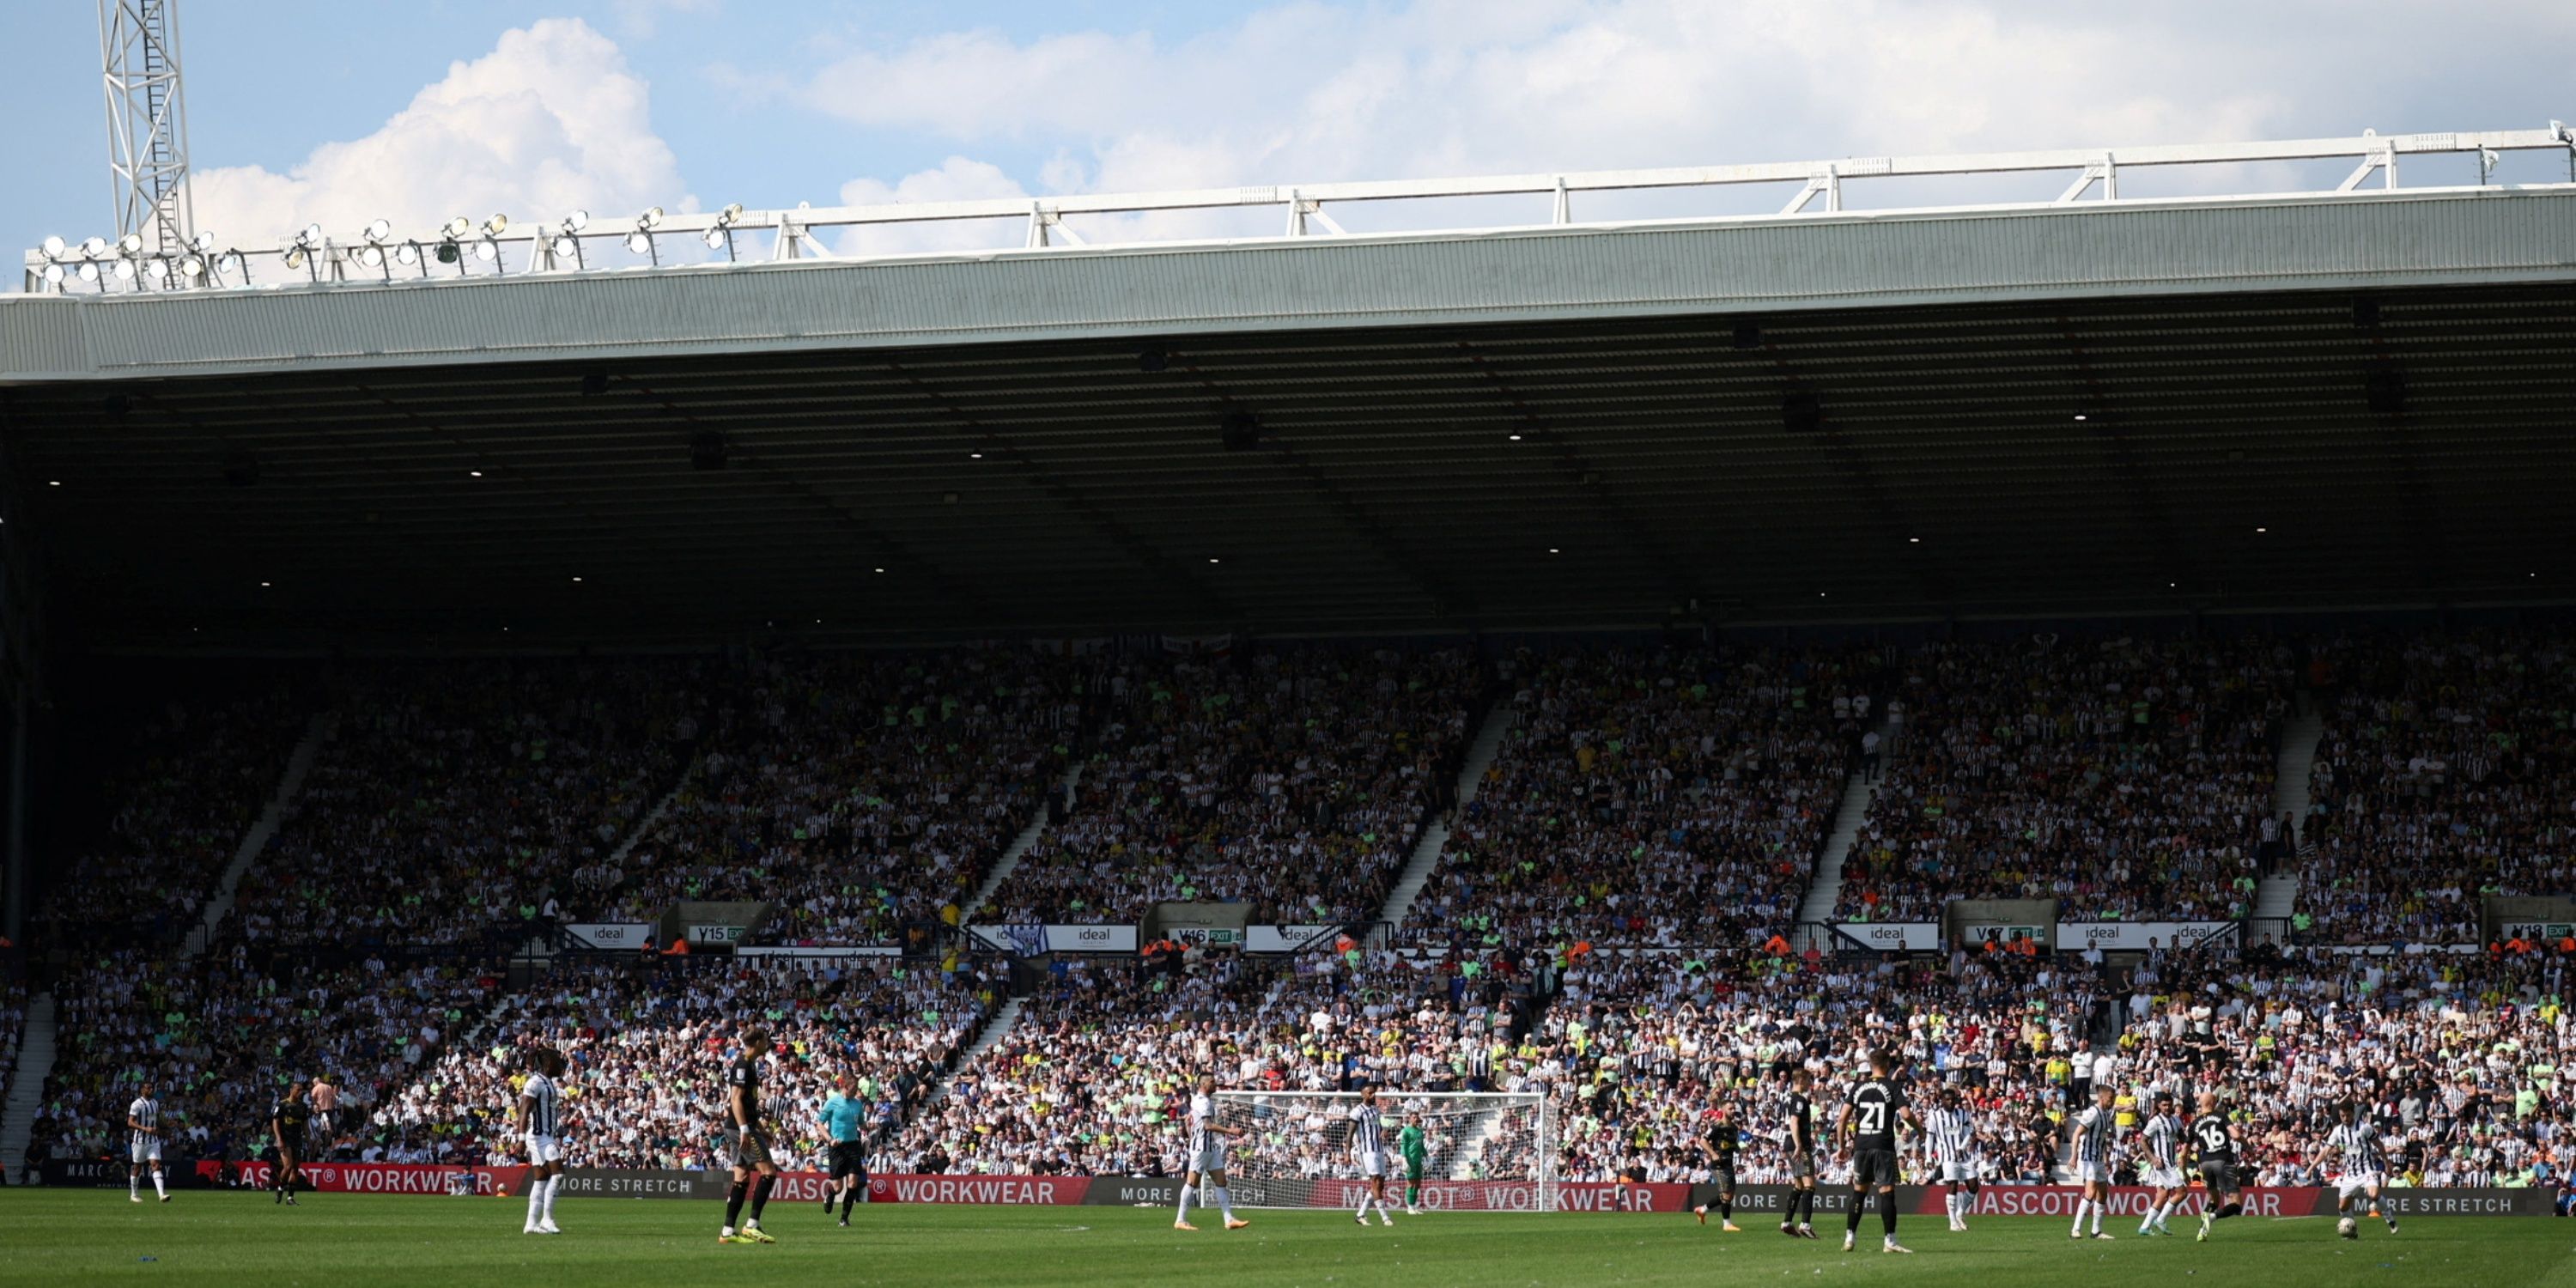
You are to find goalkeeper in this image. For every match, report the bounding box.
[1398,1110,1431,1215]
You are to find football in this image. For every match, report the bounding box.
[2336,1218,2358,1240]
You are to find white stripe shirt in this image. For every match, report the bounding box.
[522,1072,562,1137]
[1351,1104,1386,1157]
[1923,1106,1977,1163]
[128,1097,161,1148]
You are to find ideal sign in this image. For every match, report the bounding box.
[1834,922,1941,951]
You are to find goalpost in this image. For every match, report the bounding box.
[1208,1090,1558,1212]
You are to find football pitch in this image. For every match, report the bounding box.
[3,1190,2571,1288]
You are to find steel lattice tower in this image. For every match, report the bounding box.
[100,0,193,253]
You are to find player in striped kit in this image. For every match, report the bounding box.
[2065,1084,2118,1240]
[517,1048,568,1235]
[2324,1102,2398,1238]
[1349,1084,1394,1228]
[1174,1074,1249,1233]
[1922,1088,1978,1232]
[2135,1091,2186,1236]
[127,1080,170,1204]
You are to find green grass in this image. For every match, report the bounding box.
[3,1189,2571,1288]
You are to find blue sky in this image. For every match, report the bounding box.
[5,1,2571,273]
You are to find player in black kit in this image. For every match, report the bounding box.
[1781,1068,1820,1238]
[269,1081,312,1206]
[1837,1048,1917,1255]
[1692,1103,1743,1230]
[2190,1091,2245,1241]
[718,1028,783,1245]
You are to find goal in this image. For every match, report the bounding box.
[1208,1090,1558,1212]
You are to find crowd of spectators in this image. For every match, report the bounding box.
[1402,647,1862,954]
[605,650,1076,945]
[1836,636,2291,923]
[985,649,1480,927]
[375,955,999,1170]
[1540,941,2573,1194]
[32,942,497,1170]
[884,950,1530,1176]
[38,690,306,947]
[229,662,697,948]
[2300,633,2576,944]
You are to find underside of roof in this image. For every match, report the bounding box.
[2,280,2571,652]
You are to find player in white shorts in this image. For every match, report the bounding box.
[1921,1088,1979,1230]
[1174,1074,1249,1232]
[1349,1084,1395,1227]
[2135,1091,2187,1236]
[127,1081,170,1204]
[517,1048,568,1235]
[2324,1103,2397,1237]
[2065,1085,2118,1240]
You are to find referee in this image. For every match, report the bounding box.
[819,1073,869,1227]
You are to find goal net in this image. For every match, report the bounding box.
[1208,1091,1558,1212]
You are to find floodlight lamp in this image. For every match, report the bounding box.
[357,245,385,267]
[551,234,577,258]
[80,236,109,258]
[482,214,509,236]
[702,228,726,249]
[473,240,497,262]
[180,257,204,279]
[41,264,64,284]
[39,235,65,259]
[296,223,323,248]
[76,262,100,282]
[715,203,744,228]
[112,259,136,280]
[118,233,144,255]
[189,231,216,253]
[635,206,663,230]
[283,246,307,270]
[217,251,246,276]
[143,258,170,280]
[442,216,472,240]
[396,241,422,265]
[364,219,392,243]
[625,231,653,254]
[562,210,589,233]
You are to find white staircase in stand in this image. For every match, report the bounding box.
[0,992,58,1184]
[962,763,1083,922]
[186,711,332,959]
[1374,702,1519,934]
[522,753,702,966]
[1792,715,1894,951]
[936,997,1025,1103]
[2256,699,2327,927]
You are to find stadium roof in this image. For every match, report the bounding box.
[2,180,2573,650]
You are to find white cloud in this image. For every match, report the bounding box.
[797,0,2573,241]
[829,156,1031,256]
[189,18,690,248]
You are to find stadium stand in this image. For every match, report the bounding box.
[1834,637,2293,923]
[1400,647,1864,953]
[984,649,1482,927]
[37,943,497,1170]
[884,951,1529,1176]
[38,691,306,947]
[228,663,696,950]
[1537,941,2573,1189]
[603,650,1076,945]
[2300,632,2576,944]
[377,956,999,1169]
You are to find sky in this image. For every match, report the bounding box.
[3,0,2571,278]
